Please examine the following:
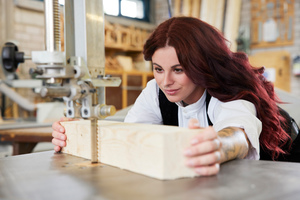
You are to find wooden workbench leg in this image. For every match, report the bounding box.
[12,142,37,155]
[122,73,128,109]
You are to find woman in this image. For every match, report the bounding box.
[52,17,290,176]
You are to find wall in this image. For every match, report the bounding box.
[10,0,45,79]
[0,0,45,117]
[240,0,300,96]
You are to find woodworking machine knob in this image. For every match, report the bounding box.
[1,42,25,73]
[96,104,116,119]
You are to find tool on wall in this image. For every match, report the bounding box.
[1,0,121,162]
[263,2,278,42]
[251,0,294,48]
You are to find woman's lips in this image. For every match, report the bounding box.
[164,89,179,95]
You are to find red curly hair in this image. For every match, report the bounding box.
[143,17,290,159]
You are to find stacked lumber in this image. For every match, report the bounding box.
[61,120,202,180]
[105,56,122,71]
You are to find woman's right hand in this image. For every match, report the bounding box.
[52,117,73,152]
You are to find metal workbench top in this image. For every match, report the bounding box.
[0,151,299,200]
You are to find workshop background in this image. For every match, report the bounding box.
[0,0,300,157]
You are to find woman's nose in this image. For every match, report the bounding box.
[163,73,173,87]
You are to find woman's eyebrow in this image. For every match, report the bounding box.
[153,63,162,67]
[153,63,181,68]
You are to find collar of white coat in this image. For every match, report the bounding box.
[175,90,207,113]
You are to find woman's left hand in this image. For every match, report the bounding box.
[184,119,221,176]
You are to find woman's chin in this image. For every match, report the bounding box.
[166,96,180,103]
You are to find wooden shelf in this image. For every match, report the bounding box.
[104,21,153,110]
[105,44,143,52]
[105,70,154,110]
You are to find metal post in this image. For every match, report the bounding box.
[44,0,61,52]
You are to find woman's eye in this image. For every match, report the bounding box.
[154,67,163,72]
[174,68,183,73]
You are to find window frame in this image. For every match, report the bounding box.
[104,0,150,22]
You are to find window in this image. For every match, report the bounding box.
[104,0,150,22]
[104,0,119,16]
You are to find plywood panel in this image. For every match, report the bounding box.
[249,51,291,92]
[191,0,201,18]
[200,0,225,31]
[223,0,242,52]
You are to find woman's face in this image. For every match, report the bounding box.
[152,46,204,104]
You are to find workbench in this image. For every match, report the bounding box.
[0,126,52,155]
[0,150,299,200]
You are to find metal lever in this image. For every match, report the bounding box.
[1,42,25,73]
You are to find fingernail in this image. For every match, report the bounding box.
[184,149,192,156]
[214,139,220,149]
[185,159,194,167]
[191,138,199,145]
[60,135,65,140]
[60,128,64,132]
[194,122,200,127]
[215,163,220,169]
[195,167,202,174]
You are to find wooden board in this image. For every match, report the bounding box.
[191,0,201,18]
[61,120,202,180]
[200,0,225,31]
[182,0,192,16]
[61,120,92,160]
[174,0,182,16]
[223,0,242,52]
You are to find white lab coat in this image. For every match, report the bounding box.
[125,79,262,159]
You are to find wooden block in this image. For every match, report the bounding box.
[116,55,133,71]
[61,120,202,180]
[61,120,92,160]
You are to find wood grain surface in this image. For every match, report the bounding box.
[61,120,202,180]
